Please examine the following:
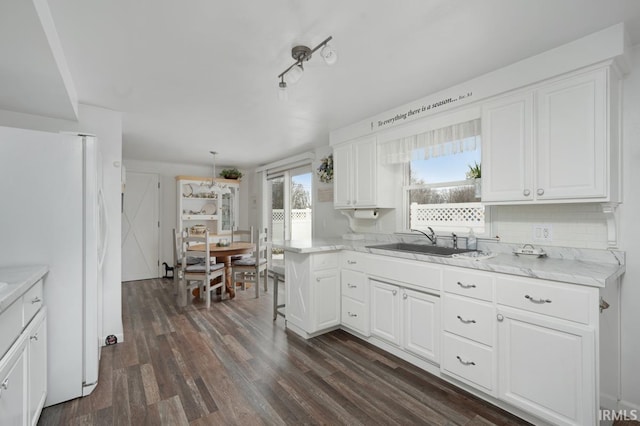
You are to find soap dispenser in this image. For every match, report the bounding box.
[467,228,477,250]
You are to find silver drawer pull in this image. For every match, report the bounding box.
[402,293,408,300]
[347,260,357,265]
[347,312,357,317]
[457,281,476,289]
[31,296,42,304]
[525,295,552,304]
[347,283,357,289]
[457,315,476,324]
[392,289,397,296]
[30,334,38,341]
[1,379,8,390]
[456,356,475,366]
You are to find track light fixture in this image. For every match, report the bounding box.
[277,36,337,99]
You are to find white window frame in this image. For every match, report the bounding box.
[402,165,490,235]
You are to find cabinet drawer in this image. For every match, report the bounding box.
[443,268,494,301]
[341,269,367,302]
[22,280,43,327]
[0,300,22,359]
[442,332,494,392]
[443,294,494,346]
[313,252,338,270]
[341,251,367,271]
[341,297,369,336]
[0,345,27,425]
[496,276,592,324]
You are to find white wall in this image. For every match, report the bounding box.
[122,159,249,268]
[0,104,124,344]
[618,44,640,410]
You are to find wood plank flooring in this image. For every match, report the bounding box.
[38,277,531,426]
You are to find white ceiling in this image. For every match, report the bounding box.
[6,1,640,168]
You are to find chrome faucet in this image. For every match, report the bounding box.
[451,232,458,249]
[411,227,437,245]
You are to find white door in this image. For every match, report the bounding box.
[122,172,160,281]
[370,280,401,345]
[312,271,340,331]
[497,306,595,426]
[353,136,377,207]
[403,288,440,363]
[481,91,534,202]
[333,143,352,208]
[536,69,607,200]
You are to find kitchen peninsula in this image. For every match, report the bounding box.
[273,237,624,426]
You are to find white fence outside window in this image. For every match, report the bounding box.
[272,208,312,241]
[410,202,485,232]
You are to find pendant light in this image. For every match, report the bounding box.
[207,151,231,194]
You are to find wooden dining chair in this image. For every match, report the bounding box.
[230,226,253,261]
[231,227,268,298]
[179,231,225,308]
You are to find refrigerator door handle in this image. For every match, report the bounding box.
[98,188,109,270]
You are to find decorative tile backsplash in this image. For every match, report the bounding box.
[490,203,608,249]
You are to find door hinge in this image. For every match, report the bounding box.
[157,260,159,266]
[158,182,160,189]
[158,221,160,228]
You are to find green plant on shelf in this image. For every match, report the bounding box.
[219,168,243,179]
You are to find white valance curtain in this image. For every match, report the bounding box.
[379,118,481,164]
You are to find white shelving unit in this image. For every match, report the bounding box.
[175,175,240,239]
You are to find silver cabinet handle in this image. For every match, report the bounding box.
[523,189,531,197]
[537,188,544,196]
[347,260,357,265]
[30,334,38,341]
[457,315,476,324]
[457,281,476,289]
[497,314,504,322]
[392,289,397,296]
[525,295,551,304]
[402,293,408,300]
[32,296,42,304]
[347,283,357,289]
[347,312,357,317]
[456,356,475,366]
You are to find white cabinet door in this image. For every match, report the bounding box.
[333,143,352,208]
[536,69,607,200]
[481,91,534,202]
[27,313,46,426]
[403,288,440,363]
[370,280,401,345]
[352,137,377,207]
[285,252,311,331]
[313,271,340,331]
[0,345,27,426]
[497,307,595,426]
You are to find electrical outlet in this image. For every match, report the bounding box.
[533,224,553,242]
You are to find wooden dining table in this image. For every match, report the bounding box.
[190,241,254,299]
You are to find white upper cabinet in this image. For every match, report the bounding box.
[482,66,618,204]
[536,69,607,200]
[482,91,534,202]
[333,136,395,209]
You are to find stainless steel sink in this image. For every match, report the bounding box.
[366,242,476,257]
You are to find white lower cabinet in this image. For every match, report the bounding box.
[0,341,27,426]
[497,306,595,426]
[27,312,47,426]
[285,251,340,337]
[370,280,440,364]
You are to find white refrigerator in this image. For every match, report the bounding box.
[0,125,107,406]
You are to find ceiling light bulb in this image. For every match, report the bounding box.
[278,80,288,101]
[321,44,337,65]
[286,63,304,84]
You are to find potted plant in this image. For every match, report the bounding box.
[219,168,243,180]
[466,161,482,198]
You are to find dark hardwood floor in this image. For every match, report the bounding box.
[38,277,531,426]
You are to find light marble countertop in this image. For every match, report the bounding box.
[272,238,625,288]
[0,265,48,314]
